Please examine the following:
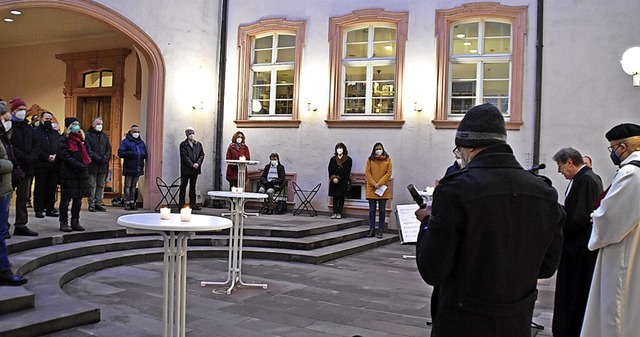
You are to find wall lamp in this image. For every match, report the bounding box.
[413,102,423,112]
[307,102,317,112]
[621,46,640,87]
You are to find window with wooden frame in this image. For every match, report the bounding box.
[327,9,408,128]
[236,19,305,128]
[433,3,526,130]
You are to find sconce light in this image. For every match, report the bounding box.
[413,102,422,112]
[251,100,262,113]
[307,102,317,112]
[620,46,640,87]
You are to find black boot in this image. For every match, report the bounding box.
[59,220,72,232]
[0,270,27,286]
[366,228,375,237]
[70,219,85,231]
[376,228,383,238]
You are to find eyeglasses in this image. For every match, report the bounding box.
[452,147,461,156]
[607,144,622,153]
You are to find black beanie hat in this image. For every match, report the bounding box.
[455,103,507,148]
[65,117,79,128]
[605,123,640,141]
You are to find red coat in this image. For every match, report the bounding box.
[225,143,250,181]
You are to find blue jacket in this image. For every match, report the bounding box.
[117,133,147,176]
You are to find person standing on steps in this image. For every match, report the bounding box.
[365,142,392,239]
[118,125,147,210]
[328,142,352,219]
[179,127,204,210]
[85,117,111,212]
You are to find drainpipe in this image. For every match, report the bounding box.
[213,0,228,194]
[533,0,544,166]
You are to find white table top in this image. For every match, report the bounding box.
[225,159,260,165]
[117,213,232,232]
[207,191,268,199]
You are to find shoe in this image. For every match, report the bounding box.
[35,212,44,218]
[59,220,72,232]
[0,270,28,286]
[14,226,39,236]
[336,214,342,219]
[376,229,383,238]
[70,219,85,231]
[88,205,96,212]
[95,205,107,212]
[190,205,202,211]
[26,202,32,208]
[330,214,337,219]
[124,205,132,211]
[366,228,375,237]
[46,210,59,217]
[266,208,273,215]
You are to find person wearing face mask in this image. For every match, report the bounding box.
[32,111,62,219]
[84,117,112,212]
[415,104,565,337]
[179,127,204,210]
[8,97,39,237]
[118,125,147,211]
[365,142,392,238]
[258,152,286,214]
[0,101,22,240]
[225,131,250,189]
[328,142,352,219]
[581,123,640,337]
[58,118,92,232]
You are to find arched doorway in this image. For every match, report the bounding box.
[0,0,165,209]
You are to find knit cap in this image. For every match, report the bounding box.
[455,103,507,148]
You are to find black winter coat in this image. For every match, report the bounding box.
[179,139,204,175]
[9,119,39,177]
[85,128,112,174]
[32,124,61,170]
[58,134,91,198]
[328,155,351,197]
[259,163,286,192]
[416,144,565,337]
[118,133,147,176]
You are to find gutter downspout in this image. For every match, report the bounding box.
[214,0,228,193]
[533,0,544,166]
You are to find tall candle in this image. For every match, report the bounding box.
[239,156,246,161]
[180,207,191,222]
[160,207,171,220]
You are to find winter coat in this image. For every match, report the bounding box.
[582,151,640,337]
[85,128,112,175]
[0,140,14,198]
[118,133,147,177]
[416,144,565,337]
[179,138,204,175]
[225,142,250,181]
[58,134,91,198]
[32,124,61,170]
[365,155,392,199]
[259,163,286,192]
[328,155,352,197]
[9,118,39,177]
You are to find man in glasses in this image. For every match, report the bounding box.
[582,123,640,337]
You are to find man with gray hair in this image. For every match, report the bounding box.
[415,103,565,336]
[551,147,603,337]
[85,117,111,212]
[179,127,204,210]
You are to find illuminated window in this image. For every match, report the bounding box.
[83,70,113,88]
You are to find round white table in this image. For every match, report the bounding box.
[117,213,232,337]
[225,159,259,189]
[202,191,268,294]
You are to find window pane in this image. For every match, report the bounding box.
[372,65,395,98]
[452,63,477,81]
[373,65,394,81]
[255,36,273,49]
[483,80,508,96]
[276,84,293,99]
[345,82,366,98]
[101,71,113,87]
[344,99,366,113]
[277,34,295,48]
[485,22,511,54]
[372,98,394,114]
[345,43,367,59]
[254,50,272,64]
[451,98,475,115]
[251,100,269,115]
[254,36,273,64]
[452,22,479,55]
[277,48,294,62]
[276,69,293,84]
[252,70,271,85]
[373,42,395,57]
[275,100,292,115]
[84,71,100,88]
[484,97,509,115]
[345,66,366,81]
[483,63,509,79]
[452,81,476,96]
[374,27,396,41]
[346,28,368,43]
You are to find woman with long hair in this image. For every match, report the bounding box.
[365,142,392,238]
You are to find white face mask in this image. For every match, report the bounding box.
[95,124,103,132]
[336,148,344,155]
[236,137,243,144]
[15,110,26,121]
[271,160,278,166]
[2,120,11,131]
[132,132,140,139]
[34,121,40,127]
[188,134,195,141]
[456,158,463,166]
[375,149,383,156]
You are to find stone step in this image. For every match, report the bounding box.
[0,287,34,316]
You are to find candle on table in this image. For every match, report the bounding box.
[238,156,246,161]
[160,207,171,220]
[180,207,191,222]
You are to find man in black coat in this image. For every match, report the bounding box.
[32,111,61,219]
[9,98,40,236]
[178,127,204,210]
[84,117,111,212]
[551,148,603,337]
[415,103,566,337]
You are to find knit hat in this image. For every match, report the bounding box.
[455,103,507,148]
[9,97,26,112]
[0,101,7,114]
[65,117,79,128]
[605,123,640,141]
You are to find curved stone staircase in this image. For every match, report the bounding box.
[0,211,398,336]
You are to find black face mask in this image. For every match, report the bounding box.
[43,120,52,129]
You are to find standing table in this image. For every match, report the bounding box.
[202,191,268,294]
[225,159,259,189]
[117,213,232,337]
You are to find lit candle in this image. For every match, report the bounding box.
[239,156,246,161]
[160,207,171,220]
[237,187,244,193]
[180,207,191,222]
[231,187,238,193]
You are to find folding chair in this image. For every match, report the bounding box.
[292,182,321,216]
[155,176,181,211]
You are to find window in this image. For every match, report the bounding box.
[328,9,408,128]
[434,3,526,130]
[236,19,305,128]
[83,70,113,88]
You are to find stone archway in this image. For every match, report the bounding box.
[0,0,165,209]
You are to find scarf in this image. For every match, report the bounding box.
[68,132,92,165]
[336,154,348,166]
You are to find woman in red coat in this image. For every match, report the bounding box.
[225,131,250,188]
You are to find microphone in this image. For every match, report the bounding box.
[528,163,546,172]
[407,184,427,209]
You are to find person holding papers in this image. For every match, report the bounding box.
[365,142,392,238]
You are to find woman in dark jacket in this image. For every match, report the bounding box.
[328,142,352,219]
[225,131,250,189]
[58,117,92,232]
[258,152,286,214]
[117,125,147,210]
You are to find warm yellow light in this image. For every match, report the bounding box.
[3,18,14,23]
[10,10,22,15]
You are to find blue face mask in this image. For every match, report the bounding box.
[610,147,622,166]
[71,124,80,133]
